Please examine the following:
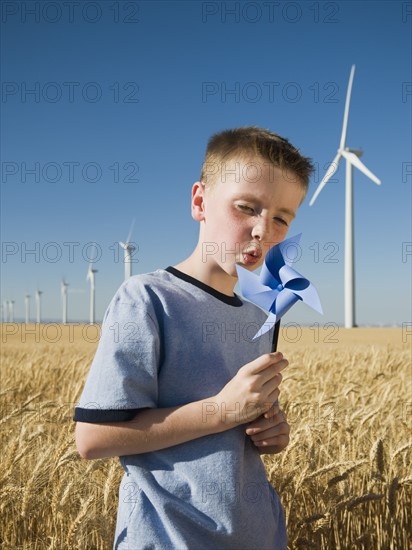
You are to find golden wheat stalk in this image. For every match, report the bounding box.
[327,472,349,487]
[359,407,382,428]
[346,493,384,510]
[391,441,412,460]
[305,460,367,481]
[387,477,399,516]
[20,453,48,518]
[297,512,326,527]
[370,438,385,475]
[103,461,119,513]
[66,495,94,548]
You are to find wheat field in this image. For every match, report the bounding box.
[1,324,411,549]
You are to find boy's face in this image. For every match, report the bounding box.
[193,156,306,279]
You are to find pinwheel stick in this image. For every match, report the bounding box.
[271,320,281,353]
[271,320,281,409]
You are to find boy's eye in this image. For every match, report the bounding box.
[237,204,255,213]
[274,217,288,226]
[237,204,289,226]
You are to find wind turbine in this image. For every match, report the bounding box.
[309,65,381,328]
[61,279,69,324]
[25,294,31,324]
[86,259,98,324]
[35,290,43,324]
[2,301,7,322]
[119,219,136,280]
[60,279,85,324]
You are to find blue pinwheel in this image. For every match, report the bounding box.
[236,234,323,340]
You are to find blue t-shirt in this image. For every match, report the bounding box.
[74,267,287,549]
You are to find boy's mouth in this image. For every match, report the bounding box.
[242,247,262,265]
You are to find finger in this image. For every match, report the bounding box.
[248,421,290,441]
[264,399,281,419]
[265,387,280,406]
[259,365,288,391]
[251,421,290,441]
[262,376,283,398]
[263,402,280,419]
[248,352,287,375]
[253,433,290,450]
[251,408,284,430]
[263,410,286,427]
[246,412,287,434]
[246,416,268,433]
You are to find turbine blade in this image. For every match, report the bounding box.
[126,218,135,244]
[309,152,342,206]
[119,241,126,249]
[340,65,356,150]
[341,150,381,184]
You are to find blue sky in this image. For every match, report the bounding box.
[1,0,411,326]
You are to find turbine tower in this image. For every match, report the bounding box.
[119,219,136,280]
[9,300,15,322]
[61,279,69,324]
[35,290,43,324]
[309,65,381,328]
[2,301,7,322]
[86,261,98,324]
[25,294,31,324]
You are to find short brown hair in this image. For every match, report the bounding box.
[200,126,314,194]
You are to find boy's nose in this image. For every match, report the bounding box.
[251,218,271,242]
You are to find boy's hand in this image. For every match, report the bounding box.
[246,405,290,453]
[214,352,288,427]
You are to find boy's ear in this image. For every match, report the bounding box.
[191,181,206,222]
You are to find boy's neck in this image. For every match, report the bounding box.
[172,247,237,298]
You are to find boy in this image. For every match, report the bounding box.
[74,127,313,549]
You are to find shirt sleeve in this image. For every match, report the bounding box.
[73,278,162,423]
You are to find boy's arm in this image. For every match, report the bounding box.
[76,352,287,459]
[76,399,225,459]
